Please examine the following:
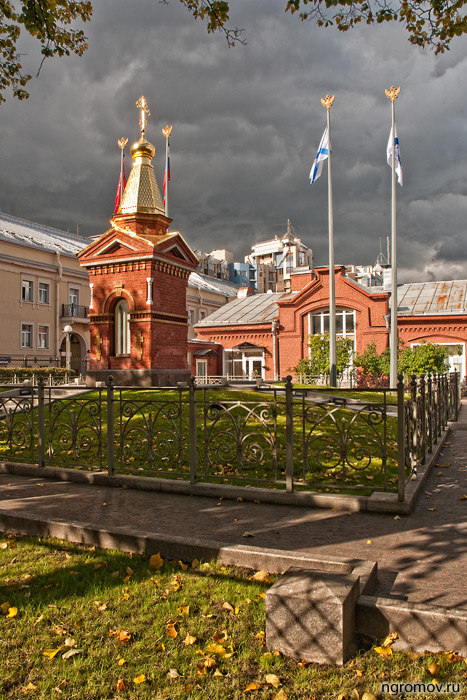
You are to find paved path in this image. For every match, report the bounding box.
[1,403,466,609]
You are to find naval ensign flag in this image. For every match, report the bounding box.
[309,126,329,184]
[387,125,403,186]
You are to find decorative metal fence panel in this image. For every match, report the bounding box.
[0,372,460,501]
[295,393,395,491]
[201,393,281,484]
[115,387,189,479]
[0,390,36,463]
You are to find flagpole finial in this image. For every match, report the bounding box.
[321,94,335,111]
[385,86,400,103]
[118,137,128,151]
[162,124,173,139]
[136,95,151,138]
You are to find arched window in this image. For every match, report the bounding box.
[115,298,130,355]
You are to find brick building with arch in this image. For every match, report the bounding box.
[194,266,467,381]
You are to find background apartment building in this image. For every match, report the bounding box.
[0,212,90,373]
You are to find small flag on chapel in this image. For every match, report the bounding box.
[163,141,171,207]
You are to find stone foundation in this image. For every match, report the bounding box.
[86,368,191,387]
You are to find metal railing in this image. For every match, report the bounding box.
[61,304,88,318]
[0,372,460,501]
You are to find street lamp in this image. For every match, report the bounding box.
[64,325,73,374]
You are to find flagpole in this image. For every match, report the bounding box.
[162,124,173,218]
[385,86,400,389]
[322,94,336,387]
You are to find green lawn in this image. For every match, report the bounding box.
[1,536,464,699]
[0,387,400,493]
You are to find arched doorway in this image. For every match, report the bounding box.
[60,333,87,375]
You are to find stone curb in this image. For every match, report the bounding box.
[356,594,467,656]
[0,508,376,594]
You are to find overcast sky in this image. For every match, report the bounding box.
[1,0,466,282]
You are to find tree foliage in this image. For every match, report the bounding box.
[356,339,455,382]
[295,332,354,380]
[2,0,466,104]
[0,0,92,104]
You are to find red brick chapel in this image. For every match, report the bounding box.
[78,98,198,386]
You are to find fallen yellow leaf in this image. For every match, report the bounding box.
[20,682,37,691]
[133,674,146,684]
[1,602,10,614]
[43,645,67,659]
[206,642,226,657]
[265,673,281,688]
[427,661,440,676]
[178,604,190,616]
[191,558,199,569]
[374,646,393,656]
[166,622,177,638]
[156,642,165,652]
[204,655,217,668]
[212,630,227,643]
[116,679,126,692]
[178,560,188,571]
[213,669,224,677]
[167,668,180,679]
[367,540,373,545]
[252,570,270,582]
[118,630,131,644]
[275,690,288,700]
[7,607,18,618]
[62,648,83,659]
[222,601,234,611]
[118,658,126,666]
[149,553,164,570]
[183,633,197,645]
[244,682,261,691]
[382,632,398,648]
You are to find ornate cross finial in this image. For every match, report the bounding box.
[162,124,173,139]
[321,94,335,111]
[136,95,151,137]
[385,86,400,103]
[118,137,128,151]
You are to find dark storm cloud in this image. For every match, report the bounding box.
[0,0,466,279]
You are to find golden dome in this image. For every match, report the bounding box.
[131,137,156,160]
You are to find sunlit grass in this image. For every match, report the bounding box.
[1,536,464,699]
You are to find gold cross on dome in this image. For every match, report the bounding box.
[136,95,151,137]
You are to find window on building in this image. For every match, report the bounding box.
[200,310,206,320]
[69,288,79,306]
[298,252,305,266]
[38,283,50,304]
[38,325,49,349]
[309,309,356,345]
[21,280,33,302]
[115,298,130,355]
[21,323,33,348]
[189,309,195,324]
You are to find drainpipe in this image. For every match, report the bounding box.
[272,319,279,381]
[56,252,63,363]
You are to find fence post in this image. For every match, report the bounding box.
[37,376,45,468]
[106,375,115,476]
[189,377,198,485]
[285,375,294,493]
[397,374,405,502]
[426,373,432,453]
[420,374,426,464]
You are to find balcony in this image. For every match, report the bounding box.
[61,304,89,322]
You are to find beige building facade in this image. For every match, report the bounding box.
[0,212,90,373]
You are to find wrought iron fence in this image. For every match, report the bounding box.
[0,372,460,501]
